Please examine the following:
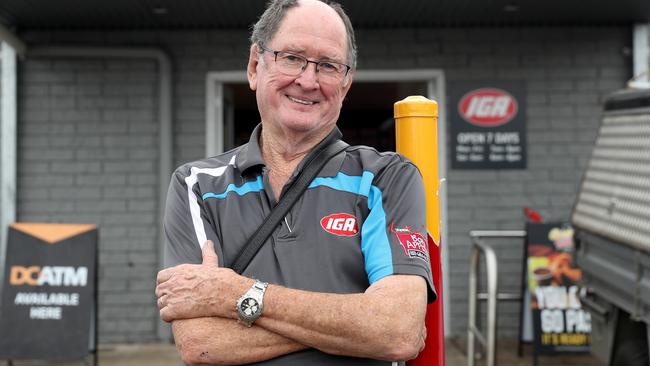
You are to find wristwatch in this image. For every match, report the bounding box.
[236,280,268,327]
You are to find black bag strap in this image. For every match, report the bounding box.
[231,139,349,274]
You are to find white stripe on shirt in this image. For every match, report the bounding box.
[184,155,236,249]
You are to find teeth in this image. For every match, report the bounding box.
[288,96,315,105]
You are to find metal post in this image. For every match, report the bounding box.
[467,240,498,366]
[0,41,18,313]
[485,243,498,366]
[468,248,478,366]
[467,230,526,366]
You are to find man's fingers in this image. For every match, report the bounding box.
[159,308,173,323]
[156,268,172,285]
[202,240,219,266]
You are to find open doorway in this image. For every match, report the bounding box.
[206,70,449,335]
[222,81,428,151]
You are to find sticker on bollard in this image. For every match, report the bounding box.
[0,223,97,361]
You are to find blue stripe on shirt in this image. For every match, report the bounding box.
[202,176,264,200]
[309,171,394,284]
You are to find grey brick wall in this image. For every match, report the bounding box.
[355,26,630,338]
[358,26,631,338]
[407,27,629,338]
[445,28,629,338]
[18,57,159,342]
[17,25,630,342]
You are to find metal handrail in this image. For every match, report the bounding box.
[467,230,526,366]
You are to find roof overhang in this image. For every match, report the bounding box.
[1,0,649,32]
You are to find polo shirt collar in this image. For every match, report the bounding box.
[235,123,344,177]
[236,123,265,175]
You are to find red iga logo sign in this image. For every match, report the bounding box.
[320,213,359,236]
[391,223,429,261]
[458,88,518,127]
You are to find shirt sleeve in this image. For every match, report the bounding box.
[361,159,437,303]
[163,168,221,268]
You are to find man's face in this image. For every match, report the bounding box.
[247,1,353,139]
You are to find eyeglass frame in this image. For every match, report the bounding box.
[257,44,351,81]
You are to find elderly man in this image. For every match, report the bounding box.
[155,0,436,365]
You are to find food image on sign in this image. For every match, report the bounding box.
[526,223,591,354]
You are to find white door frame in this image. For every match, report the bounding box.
[205,69,450,335]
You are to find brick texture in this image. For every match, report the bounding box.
[16,25,633,342]
[18,57,160,342]
[437,27,632,338]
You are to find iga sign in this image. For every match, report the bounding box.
[0,223,97,361]
[451,82,526,169]
[459,88,518,127]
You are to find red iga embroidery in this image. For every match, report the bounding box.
[320,213,359,236]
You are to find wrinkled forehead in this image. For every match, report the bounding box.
[270,2,348,59]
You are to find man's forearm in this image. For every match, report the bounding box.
[173,316,307,365]
[157,254,428,362]
[255,275,427,361]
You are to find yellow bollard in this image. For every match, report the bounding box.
[395,96,445,366]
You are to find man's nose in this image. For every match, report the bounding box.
[295,61,319,88]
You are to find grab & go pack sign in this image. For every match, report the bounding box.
[525,222,590,354]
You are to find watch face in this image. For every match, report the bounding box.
[239,297,260,317]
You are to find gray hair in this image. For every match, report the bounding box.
[250,0,357,70]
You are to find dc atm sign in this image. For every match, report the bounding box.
[0,223,97,361]
[451,82,526,169]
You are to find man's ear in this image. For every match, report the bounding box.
[247,44,260,91]
[340,71,354,98]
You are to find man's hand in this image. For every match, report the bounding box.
[418,325,427,354]
[156,240,253,322]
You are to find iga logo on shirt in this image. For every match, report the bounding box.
[320,213,359,236]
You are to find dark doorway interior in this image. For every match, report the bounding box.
[227,81,428,152]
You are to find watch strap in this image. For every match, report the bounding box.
[250,280,268,295]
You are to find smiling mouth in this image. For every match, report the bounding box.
[287,95,316,106]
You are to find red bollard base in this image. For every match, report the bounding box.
[407,235,445,366]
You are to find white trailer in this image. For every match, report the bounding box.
[572,88,650,366]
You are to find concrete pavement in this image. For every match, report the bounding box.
[1,339,604,365]
[0,344,182,366]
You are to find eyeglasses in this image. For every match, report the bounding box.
[258,45,351,83]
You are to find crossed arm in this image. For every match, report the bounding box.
[171,316,306,365]
[156,241,428,365]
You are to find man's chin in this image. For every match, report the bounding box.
[265,113,337,137]
[279,119,322,133]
